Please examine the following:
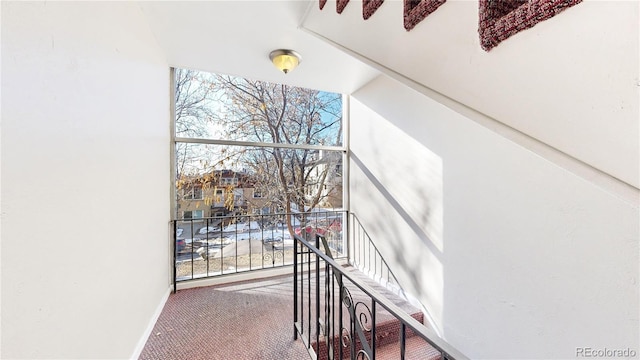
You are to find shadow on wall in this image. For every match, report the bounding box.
[351,153,442,256]
[349,128,444,328]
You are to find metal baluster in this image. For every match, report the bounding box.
[293,236,298,340]
[346,211,350,261]
[206,218,210,275]
[349,280,356,360]
[190,219,194,279]
[219,221,223,274]
[338,272,344,360]
[308,242,311,349]
[316,235,320,356]
[292,221,468,360]
[261,213,265,268]
[173,220,177,293]
[324,263,330,360]
[272,226,277,267]
[234,222,238,273]
[330,266,335,360]
[371,300,376,360]
[400,323,406,360]
[300,240,305,342]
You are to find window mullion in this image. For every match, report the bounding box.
[174,137,346,152]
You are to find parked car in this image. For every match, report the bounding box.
[195,237,232,248]
[176,238,186,252]
[234,232,262,241]
[272,232,294,249]
[263,236,282,244]
[221,221,261,233]
[198,226,220,235]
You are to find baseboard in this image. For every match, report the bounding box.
[176,258,350,291]
[401,290,442,338]
[176,265,294,290]
[130,286,171,360]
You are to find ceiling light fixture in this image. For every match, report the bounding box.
[269,49,302,74]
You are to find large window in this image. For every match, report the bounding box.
[172,68,347,279]
[172,68,345,222]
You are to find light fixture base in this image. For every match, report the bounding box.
[269,49,302,74]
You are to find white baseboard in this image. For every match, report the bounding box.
[176,265,295,290]
[130,286,171,360]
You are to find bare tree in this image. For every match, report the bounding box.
[173,70,343,231]
[175,68,219,137]
[175,68,216,176]
[213,75,343,234]
[174,68,221,218]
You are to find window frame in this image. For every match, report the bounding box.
[170,67,349,220]
[183,210,204,219]
[183,187,203,200]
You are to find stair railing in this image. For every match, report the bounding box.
[294,233,468,360]
[172,210,347,291]
[348,213,404,298]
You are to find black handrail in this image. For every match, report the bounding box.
[294,234,468,360]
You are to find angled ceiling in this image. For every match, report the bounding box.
[137,0,380,94]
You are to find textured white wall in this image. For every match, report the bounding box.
[307,2,639,357]
[304,0,639,189]
[350,75,639,359]
[1,2,170,358]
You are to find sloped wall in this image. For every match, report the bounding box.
[350,75,639,359]
[1,2,170,358]
[306,1,639,357]
[305,0,639,189]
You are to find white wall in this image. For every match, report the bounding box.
[1,2,171,359]
[304,1,639,357]
[350,75,639,359]
[304,0,639,189]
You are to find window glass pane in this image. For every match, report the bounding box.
[175,143,343,219]
[172,68,347,280]
[174,69,343,146]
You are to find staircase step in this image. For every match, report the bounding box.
[309,265,439,359]
[313,311,427,359]
[374,335,442,360]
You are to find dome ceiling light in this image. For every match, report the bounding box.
[269,49,302,74]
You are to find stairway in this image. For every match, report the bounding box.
[306,265,442,360]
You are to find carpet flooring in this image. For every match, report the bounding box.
[139,274,308,360]
[139,267,441,360]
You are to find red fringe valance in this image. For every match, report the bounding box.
[318,0,583,51]
[404,0,447,31]
[363,0,384,20]
[479,0,583,51]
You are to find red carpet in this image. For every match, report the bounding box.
[140,268,441,359]
[139,274,308,360]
